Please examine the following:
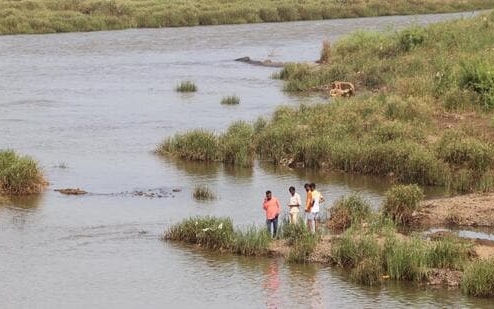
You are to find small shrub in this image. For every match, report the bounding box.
[327,193,372,232]
[382,184,424,225]
[0,150,45,195]
[462,258,494,297]
[175,80,197,92]
[193,184,216,201]
[220,95,240,105]
[398,27,426,52]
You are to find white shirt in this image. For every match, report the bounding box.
[288,192,301,214]
[311,190,321,213]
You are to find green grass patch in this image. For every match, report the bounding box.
[382,184,424,225]
[0,150,45,195]
[462,258,494,297]
[164,216,271,255]
[164,216,235,250]
[327,193,372,232]
[220,95,240,105]
[175,80,197,92]
[2,0,493,34]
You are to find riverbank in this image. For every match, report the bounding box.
[1,0,494,35]
[164,188,494,296]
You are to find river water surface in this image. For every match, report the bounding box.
[1,11,492,308]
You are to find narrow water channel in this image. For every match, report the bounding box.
[0,11,491,308]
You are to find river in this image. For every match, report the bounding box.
[1,10,492,308]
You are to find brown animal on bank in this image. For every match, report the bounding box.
[330,81,355,97]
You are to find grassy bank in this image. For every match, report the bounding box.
[1,0,494,35]
[164,188,494,296]
[159,11,494,194]
[0,150,45,195]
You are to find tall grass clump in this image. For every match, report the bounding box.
[232,225,271,256]
[164,216,235,250]
[461,258,494,297]
[382,184,424,225]
[458,60,494,110]
[384,236,429,281]
[327,193,372,232]
[220,95,240,105]
[437,130,493,173]
[330,232,382,269]
[281,222,319,263]
[426,237,471,270]
[156,129,219,161]
[0,150,45,195]
[175,80,197,92]
[193,184,216,201]
[219,121,254,167]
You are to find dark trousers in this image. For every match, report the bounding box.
[266,216,278,237]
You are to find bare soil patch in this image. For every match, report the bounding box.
[417,193,494,227]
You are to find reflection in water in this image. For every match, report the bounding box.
[2,194,43,209]
[163,157,221,178]
[263,259,281,309]
[286,262,323,309]
[223,164,254,180]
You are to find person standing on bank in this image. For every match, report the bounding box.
[304,183,312,227]
[287,186,301,225]
[308,183,324,234]
[263,190,281,238]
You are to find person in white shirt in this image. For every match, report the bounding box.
[308,183,324,234]
[287,186,301,225]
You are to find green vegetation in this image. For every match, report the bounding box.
[220,95,240,105]
[327,193,372,231]
[462,258,494,297]
[279,220,319,263]
[382,184,424,225]
[0,150,45,195]
[163,216,270,256]
[157,121,254,167]
[161,11,494,194]
[175,80,197,92]
[2,0,493,35]
[192,184,216,201]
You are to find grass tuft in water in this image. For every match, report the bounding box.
[193,184,216,201]
[176,80,197,92]
[220,95,240,105]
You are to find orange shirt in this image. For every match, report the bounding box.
[263,197,281,220]
[305,190,312,212]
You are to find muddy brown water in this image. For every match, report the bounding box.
[1,11,492,308]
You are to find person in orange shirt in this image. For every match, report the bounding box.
[263,190,281,238]
[304,183,312,227]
